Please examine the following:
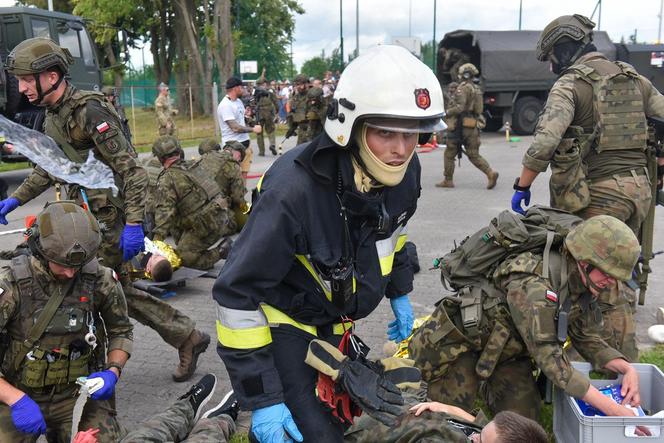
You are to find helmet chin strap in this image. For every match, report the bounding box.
[578,261,603,294]
[33,71,65,105]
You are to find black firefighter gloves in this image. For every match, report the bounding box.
[304,339,405,426]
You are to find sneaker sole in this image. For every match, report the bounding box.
[194,376,217,423]
[201,389,235,419]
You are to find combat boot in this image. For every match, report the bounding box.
[269,145,277,155]
[435,179,454,188]
[486,170,499,189]
[218,237,233,260]
[174,329,211,382]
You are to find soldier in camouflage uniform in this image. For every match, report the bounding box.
[153,136,236,270]
[0,201,132,442]
[0,38,206,383]
[287,74,310,145]
[436,64,498,189]
[254,79,280,156]
[409,215,644,421]
[141,154,164,237]
[101,86,132,143]
[155,82,178,136]
[304,86,327,142]
[511,14,664,362]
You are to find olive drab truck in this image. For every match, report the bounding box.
[0,6,102,160]
[437,30,664,134]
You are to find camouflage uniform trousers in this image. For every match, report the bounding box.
[75,190,195,349]
[159,125,176,136]
[256,118,276,155]
[0,393,123,443]
[443,128,492,180]
[121,397,235,443]
[296,122,310,145]
[575,172,651,362]
[175,209,236,271]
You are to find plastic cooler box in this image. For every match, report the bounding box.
[553,362,664,442]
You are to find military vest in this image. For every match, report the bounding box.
[160,160,226,229]
[2,256,100,390]
[569,60,647,154]
[257,92,276,115]
[290,92,308,122]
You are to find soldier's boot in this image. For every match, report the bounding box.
[435,179,454,188]
[174,329,211,382]
[269,145,277,156]
[486,170,499,190]
[218,237,234,260]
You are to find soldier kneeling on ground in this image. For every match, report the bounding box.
[152,136,234,271]
[0,201,132,442]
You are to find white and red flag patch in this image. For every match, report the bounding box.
[545,290,558,303]
[96,122,110,133]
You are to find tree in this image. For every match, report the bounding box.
[300,56,328,80]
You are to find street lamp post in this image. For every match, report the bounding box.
[340,0,344,68]
[432,0,437,68]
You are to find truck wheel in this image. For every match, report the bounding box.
[512,96,543,135]
[4,74,21,120]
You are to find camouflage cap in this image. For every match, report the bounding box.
[307,86,324,99]
[28,201,101,267]
[294,74,309,85]
[564,215,639,281]
[198,138,221,155]
[6,37,74,76]
[536,14,595,61]
[458,63,479,78]
[223,140,247,161]
[152,135,182,160]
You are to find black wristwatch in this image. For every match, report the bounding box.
[105,362,123,377]
[513,177,530,192]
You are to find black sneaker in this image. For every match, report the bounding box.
[269,145,277,155]
[202,389,239,422]
[179,373,217,422]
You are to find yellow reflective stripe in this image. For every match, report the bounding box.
[256,174,265,192]
[261,304,318,336]
[216,321,272,349]
[261,304,352,336]
[376,225,407,276]
[295,255,332,301]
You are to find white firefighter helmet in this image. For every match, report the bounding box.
[324,45,445,147]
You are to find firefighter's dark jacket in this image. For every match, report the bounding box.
[213,133,421,410]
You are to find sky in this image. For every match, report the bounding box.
[0,0,661,72]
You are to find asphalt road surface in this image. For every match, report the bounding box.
[1,132,662,433]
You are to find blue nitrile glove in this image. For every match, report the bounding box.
[88,370,118,401]
[119,223,145,261]
[10,393,46,435]
[251,403,303,443]
[511,190,531,216]
[0,197,20,225]
[387,295,414,343]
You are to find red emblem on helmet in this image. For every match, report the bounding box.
[414,88,431,110]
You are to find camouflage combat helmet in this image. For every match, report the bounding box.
[294,74,309,85]
[198,138,221,155]
[307,86,324,100]
[6,37,74,75]
[223,140,247,161]
[28,201,101,267]
[152,135,182,160]
[564,215,639,281]
[536,14,595,61]
[458,63,479,78]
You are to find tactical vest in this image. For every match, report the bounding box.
[160,160,227,229]
[257,93,276,115]
[290,93,308,123]
[569,61,647,154]
[2,256,99,390]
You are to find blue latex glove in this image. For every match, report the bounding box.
[511,190,531,216]
[0,197,20,225]
[88,370,118,401]
[252,403,303,443]
[10,394,46,435]
[387,295,414,343]
[119,223,145,261]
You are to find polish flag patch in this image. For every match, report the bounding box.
[96,122,110,133]
[545,290,558,303]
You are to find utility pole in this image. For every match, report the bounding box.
[518,0,523,30]
[48,0,53,11]
[591,0,602,30]
[340,0,344,68]
[408,0,412,37]
[432,0,437,68]
[658,0,663,43]
[355,0,359,58]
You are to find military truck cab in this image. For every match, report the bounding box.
[0,7,102,136]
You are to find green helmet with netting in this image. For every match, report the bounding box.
[152,135,182,160]
[198,138,221,155]
[536,14,595,62]
[223,140,247,161]
[6,37,74,76]
[28,201,101,267]
[458,63,479,78]
[564,215,639,281]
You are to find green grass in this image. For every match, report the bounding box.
[0,161,30,173]
[229,434,250,443]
